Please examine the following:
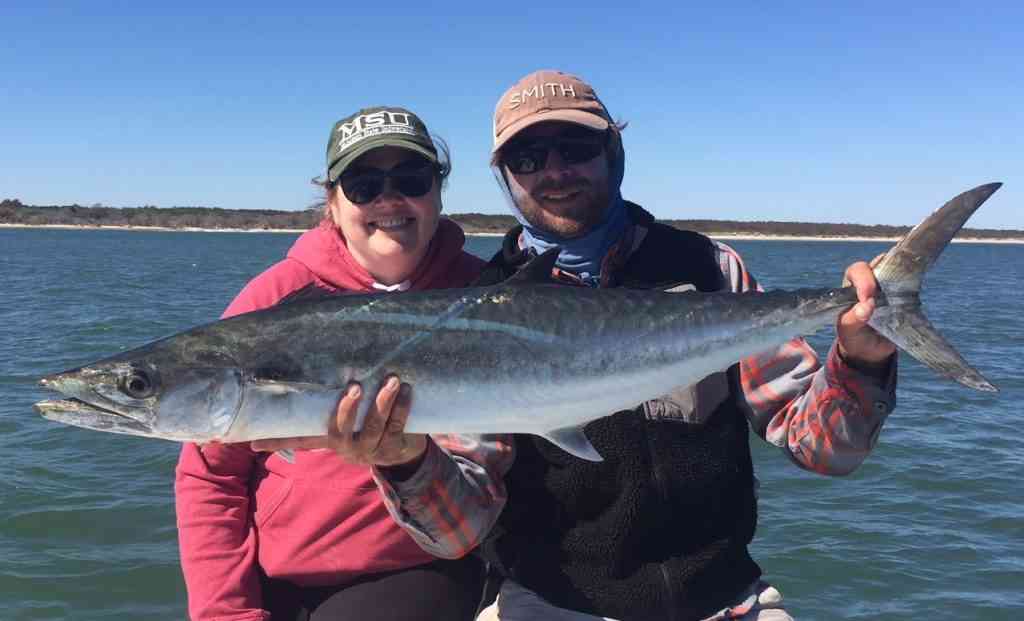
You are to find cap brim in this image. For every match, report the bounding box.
[492,109,609,153]
[328,138,438,183]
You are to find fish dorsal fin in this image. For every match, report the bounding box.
[507,247,561,285]
[275,283,349,307]
[542,425,603,462]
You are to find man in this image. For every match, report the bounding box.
[257,70,897,620]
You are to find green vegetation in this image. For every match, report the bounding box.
[0,199,317,230]
[1,199,1020,239]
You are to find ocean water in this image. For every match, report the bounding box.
[0,228,1021,620]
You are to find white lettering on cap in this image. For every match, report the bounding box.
[508,82,579,110]
[335,111,416,153]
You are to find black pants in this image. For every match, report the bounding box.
[261,556,485,621]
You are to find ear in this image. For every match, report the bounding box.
[324,186,342,226]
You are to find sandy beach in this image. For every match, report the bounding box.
[2,222,1022,243]
[708,233,1024,244]
[0,223,308,234]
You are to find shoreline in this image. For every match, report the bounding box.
[0,223,309,234]
[708,233,1024,244]
[2,222,1022,244]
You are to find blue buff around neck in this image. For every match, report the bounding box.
[517,195,629,287]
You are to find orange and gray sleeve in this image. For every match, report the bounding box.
[372,433,515,558]
[715,241,897,476]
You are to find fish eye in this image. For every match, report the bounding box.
[121,368,156,399]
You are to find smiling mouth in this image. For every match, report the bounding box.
[370,217,415,231]
[540,190,582,202]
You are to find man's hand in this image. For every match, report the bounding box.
[837,257,897,366]
[251,376,428,468]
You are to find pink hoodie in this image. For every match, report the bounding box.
[175,219,485,621]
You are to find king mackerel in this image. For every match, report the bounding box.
[35,184,1001,460]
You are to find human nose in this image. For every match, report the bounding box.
[371,178,404,204]
[544,146,571,172]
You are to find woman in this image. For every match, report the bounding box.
[175,106,486,621]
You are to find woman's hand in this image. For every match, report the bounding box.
[330,377,427,467]
[251,376,427,468]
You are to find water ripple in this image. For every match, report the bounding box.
[3,231,1023,620]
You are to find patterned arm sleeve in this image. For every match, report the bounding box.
[716,242,898,476]
[372,433,515,558]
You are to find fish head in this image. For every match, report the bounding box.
[35,347,244,442]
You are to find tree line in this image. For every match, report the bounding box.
[0,199,318,230]
[1,199,1019,239]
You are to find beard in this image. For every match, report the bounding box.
[510,175,612,239]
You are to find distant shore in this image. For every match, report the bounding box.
[0,222,312,234]
[3,222,1022,243]
[709,233,1024,244]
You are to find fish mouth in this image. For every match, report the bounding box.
[34,385,157,438]
[38,371,148,418]
[35,396,124,416]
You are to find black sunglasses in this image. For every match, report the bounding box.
[338,162,438,205]
[501,131,608,175]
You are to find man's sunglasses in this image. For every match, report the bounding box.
[338,162,438,205]
[500,131,608,175]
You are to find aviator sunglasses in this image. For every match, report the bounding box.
[338,161,438,205]
[501,130,608,175]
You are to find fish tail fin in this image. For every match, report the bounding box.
[869,183,1001,392]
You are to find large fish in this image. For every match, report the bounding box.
[35,184,1001,461]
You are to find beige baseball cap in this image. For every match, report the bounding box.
[492,70,612,153]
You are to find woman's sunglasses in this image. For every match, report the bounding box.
[338,162,438,205]
[500,131,608,175]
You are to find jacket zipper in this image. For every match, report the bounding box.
[642,406,676,620]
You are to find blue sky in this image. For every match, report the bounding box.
[2,2,1021,229]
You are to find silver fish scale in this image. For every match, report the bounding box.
[208,284,856,395]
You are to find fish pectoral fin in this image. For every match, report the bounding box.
[661,282,697,293]
[542,426,603,462]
